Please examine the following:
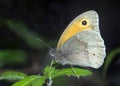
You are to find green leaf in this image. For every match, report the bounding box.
[44,64,92,79]
[0,71,27,81]
[0,50,28,66]
[44,65,56,78]
[44,60,92,79]
[12,75,46,86]
[51,67,92,79]
[31,76,46,86]
[43,60,57,78]
[103,48,120,77]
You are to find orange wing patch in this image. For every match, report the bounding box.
[57,19,92,50]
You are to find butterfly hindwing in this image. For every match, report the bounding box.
[56,30,105,68]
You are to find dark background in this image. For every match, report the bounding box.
[0,0,120,86]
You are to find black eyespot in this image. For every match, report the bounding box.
[82,20,87,25]
[93,53,95,56]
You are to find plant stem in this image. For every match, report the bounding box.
[47,78,52,86]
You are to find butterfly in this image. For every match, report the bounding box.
[50,10,106,69]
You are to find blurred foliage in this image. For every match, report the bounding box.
[6,20,57,50]
[102,47,120,78]
[52,76,68,86]
[12,75,46,86]
[0,71,27,81]
[0,50,28,67]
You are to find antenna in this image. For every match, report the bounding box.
[35,37,53,50]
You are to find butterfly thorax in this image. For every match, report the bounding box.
[49,48,69,65]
